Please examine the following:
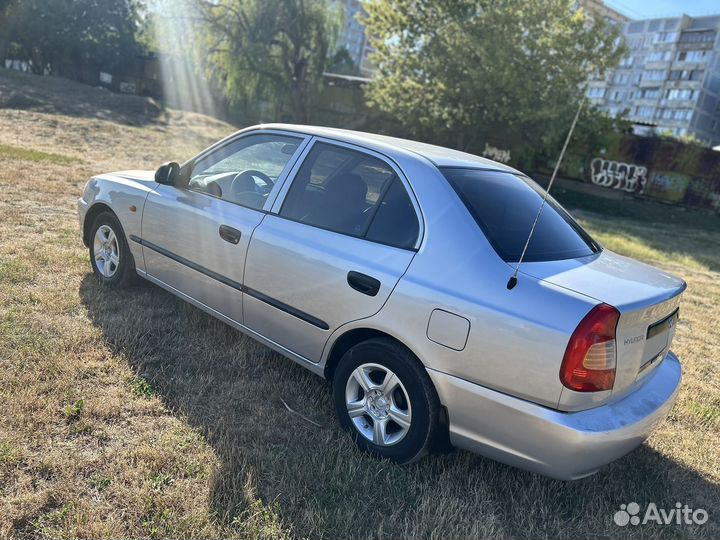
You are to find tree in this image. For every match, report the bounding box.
[193,0,342,123]
[363,0,626,156]
[0,0,144,76]
[329,47,359,76]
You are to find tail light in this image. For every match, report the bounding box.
[560,303,620,392]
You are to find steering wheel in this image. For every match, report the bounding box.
[231,169,275,195]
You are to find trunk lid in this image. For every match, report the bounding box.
[520,250,686,399]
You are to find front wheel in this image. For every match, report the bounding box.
[89,211,135,288]
[333,337,440,464]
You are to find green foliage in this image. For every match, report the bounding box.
[328,47,359,75]
[149,472,175,492]
[88,474,113,491]
[131,376,155,398]
[63,398,85,421]
[195,0,342,122]
[540,103,630,177]
[0,144,80,165]
[141,498,175,538]
[658,129,706,147]
[363,0,626,156]
[0,440,20,465]
[0,0,145,75]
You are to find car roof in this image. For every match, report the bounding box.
[256,123,520,173]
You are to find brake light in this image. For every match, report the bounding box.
[560,303,620,392]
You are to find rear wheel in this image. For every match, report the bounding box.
[89,212,135,288]
[333,337,440,464]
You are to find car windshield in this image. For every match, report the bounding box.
[441,168,600,262]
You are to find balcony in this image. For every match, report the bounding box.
[639,78,665,87]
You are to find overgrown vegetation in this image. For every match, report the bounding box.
[0,0,145,76]
[363,0,627,162]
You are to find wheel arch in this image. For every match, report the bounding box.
[325,325,452,453]
[323,327,423,381]
[82,202,115,247]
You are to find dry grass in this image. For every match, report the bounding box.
[0,70,718,539]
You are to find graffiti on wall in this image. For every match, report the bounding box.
[590,158,648,194]
[482,143,511,164]
[644,172,690,203]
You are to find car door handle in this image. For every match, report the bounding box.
[219,225,241,244]
[347,271,381,297]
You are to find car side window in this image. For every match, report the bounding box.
[280,142,418,248]
[366,178,419,250]
[188,134,302,210]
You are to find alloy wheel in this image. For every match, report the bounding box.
[345,362,413,446]
[93,224,120,278]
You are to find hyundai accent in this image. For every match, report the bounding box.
[78,125,685,479]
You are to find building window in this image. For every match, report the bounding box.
[641,88,660,99]
[643,69,666,81]
[677,50,709,62]
[680,30,717,44]
[614,73,630,84]
[586,87,605,98]
[665,88,696,100]
[655,32,678,43]
[668,69,704,81]
[658,108,693,120]
[646,50,672,62]
[633,106,655,118]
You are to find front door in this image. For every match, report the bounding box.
[140,131,308,323]
[243,140,422,361]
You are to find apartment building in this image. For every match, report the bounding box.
[337,0,376,77]
[586,14,720,145]
[577,0,629,26]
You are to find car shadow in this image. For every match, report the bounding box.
[79,274,718,539]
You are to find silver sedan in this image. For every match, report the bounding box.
[78,125,685,480]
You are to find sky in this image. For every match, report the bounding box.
[604,0,720,19]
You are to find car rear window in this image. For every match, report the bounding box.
[441,168,599,262]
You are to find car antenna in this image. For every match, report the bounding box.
[506,97,585,290]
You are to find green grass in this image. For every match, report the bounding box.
[687,400,720,427]
[63,399,85,422]
[0,440,21,466]
[0,143,80,165]
[577,215,720,272]
[88,474,113,492]
[131,376,155,398]
[0,259,34,285]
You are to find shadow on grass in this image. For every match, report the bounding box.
[0,68,164,126]
[80,274,718,539]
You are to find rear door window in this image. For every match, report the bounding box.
[281,142,414,242]
[442,168,599,262]
[366,178,419,250]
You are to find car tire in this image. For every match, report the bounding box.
[333,337,440,464]
[88,211,136,288]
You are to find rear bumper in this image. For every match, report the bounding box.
[428,352,682,480]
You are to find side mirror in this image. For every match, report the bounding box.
[155,161,180,185]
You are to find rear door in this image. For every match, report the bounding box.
[140,131,309,323]
[242,139,423,361]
